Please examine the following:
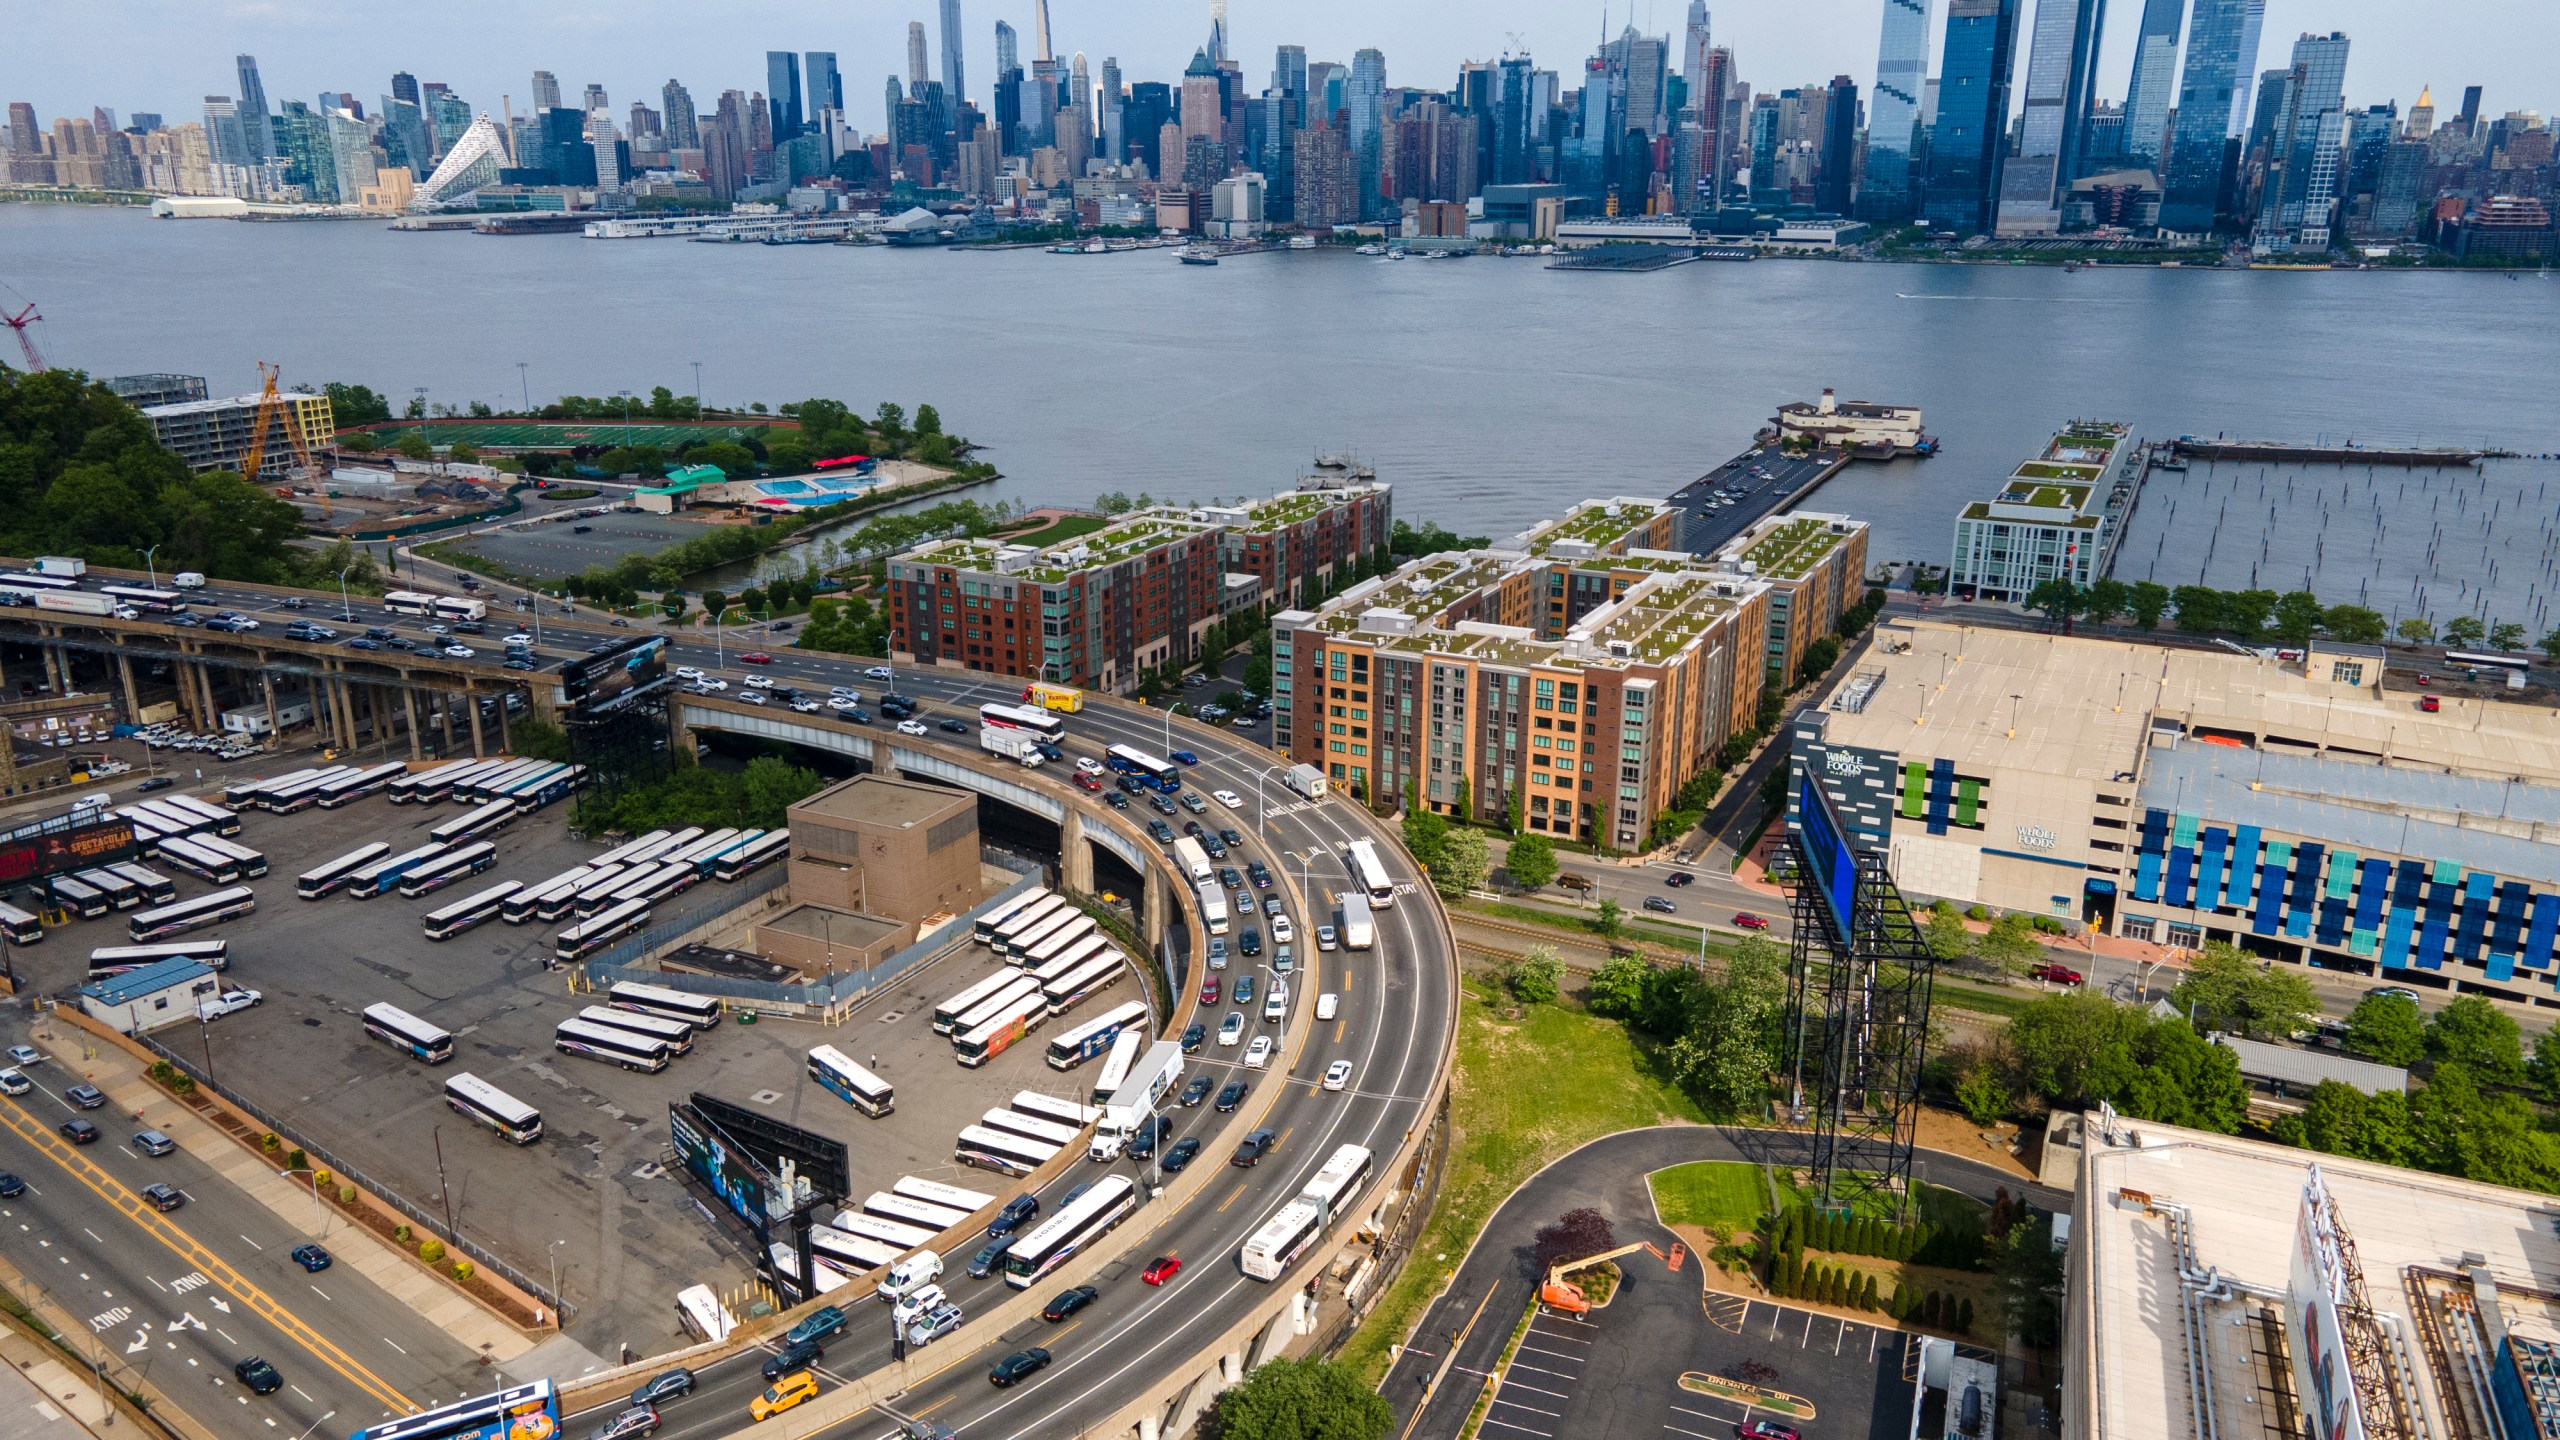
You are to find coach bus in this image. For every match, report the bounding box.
[1087,1030,1143,1106]
[71,868,140,910]
[617,827,703,871]
[346,843,447,899]
[1004,1175,1138,1288]
[195,835,266,878]
[259,768,353,814]
[154,837,242,886]
[953,991,1049,1069]
[806,1227,902,1278]
[502,764,587,810]
[1017,915,1099,974]
[895,1176,994,1214]
[0,901,41,946]
[554,900,650,963]
[987,893,1069,952]
[564,864,637,917]
[606,981,724,1030]
[599,860,700,912]
[575,1005,694,1057]
[587,829,673,870]
[1044,952,1127,1016]
[429,801,517,847]
[977,703,1066,744]
[1239,1143,1375,1282]
[444,1071,543,1145]
[807,1046,894,1117]
[422,880,522,941]
[361,1002,453,1063]
[1044,999,1151,1071]
[934,969,1036,1035]
[712,830,790,881]
[1344,838,1396,909]
[158,795,239,835]
[98,584,187,613]
[1027,933,1111,991]
[862,1191,970,1233]
[396,841,498,899]
[390,760,484,806]
[952,1124,1057,1178]
[828,1211,934,1251]
[503,866,593,924]
[315,763,409,808]
[974,887,1054,946]
[1007,1092,1101,1130]
[128,886,254,942]
[1104,744,1181,791]
[351,1380,554,1440]
[553,1017,670,1074]
[106,863,176,906]
[947,976,1042,1042]
[87,939,228,978]
[44,875,110,919]
[979,1107,1081,1150]
[998,904,1087,963]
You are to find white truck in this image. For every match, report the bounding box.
[978,725,1044,768]
[1284,763,1327,801]
[33,557,86,579]
[1339,892,1376,952]
[1171,836,1213,884]
[33,591,115,617]
[171,572,206,590]
[1195,880,1230,936]
[1089,1041,1184,1161]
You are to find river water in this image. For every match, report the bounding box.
[9,205,2560,626]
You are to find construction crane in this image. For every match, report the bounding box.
[239,361,324,489]
[1,282,42,372]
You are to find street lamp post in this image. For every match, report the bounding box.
[546,1240,566,1327]
[142,546,159,591]
[337,567,356,623]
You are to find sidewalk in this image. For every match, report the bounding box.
[31,1016,543,1368]
[0,1322,117,1440]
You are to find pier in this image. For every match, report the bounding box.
[1666,443,1851,554]
[2169,438,2487,467]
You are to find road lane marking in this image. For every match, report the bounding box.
[1214,1182,1247,1214]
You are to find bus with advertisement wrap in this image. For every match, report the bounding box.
[351,1379,556,1440]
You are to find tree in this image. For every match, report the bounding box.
[1499,948,1563,1006]
[2171,586,2225,634]
[2427,994,2525,1083]
[2023,579,2084,630]
[1594,898,1624,938]
[1972,914,2044,976]
[2544,628,2560,664]
[1437,827,1489,896]
[1924,907,1974,964]
[394,431,433,460]
[1505,833,1559,891]
[2442,614,2487,649]
[2169,942,2316,1040]
[738,586,768,617]
[2223,589,2278,640]
[1667,937,1789,1114]
[446,441,477,463]
[700,589,728,620]
[2341,990,2426,1068]
[1587,956,1650,1019]
[2127,581,2170,631]
[2397,616,2437,645]
[1532,1207,1616,1275]
[1198,1357,1392,1440]
[2323,605,2387,644]
[1798,635,1841,684]
[2271,591,2326,646]
[1400,804,1449,875]
[2490,622,2527,652]
[1996,1214,2066,1346]
[323,381,394,427]
[913,403,942,436]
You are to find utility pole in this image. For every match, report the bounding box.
[433,1127,455,1239]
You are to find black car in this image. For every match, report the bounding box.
[760,1337,823,1381]
[1217,866,1243,888]
[58,1119,98,1145]
[234,1357,282,1395]
[1664,871,1696,887]
[1218,828,1244,847]
[1148,793,1178,816]
[1147,819,1176,844]
[1178,1076,1213,1107]
[1201,836,1226,860]
[988,1193,1040,1238]
[1247,862,1272,889]
[1216,1079,1249,1112]
[135,776,175,793]
[1041,1286,1098,1323]
[937,718,968,734]
[0,1174,22,1199]
[1034,742,1064,762]
[1160,1137,1202,1173]
[1238,929,1263,958]
[1183,820,1206,838]
[1127,1115,1174,1161]
[141,1183,185,1212]
[629,1369,695,1410]
[1180,1021,1207,1053]
[988,1347,1052,1388]
[1231,1128,1278,1167]
[1116,774,1145,794]
[879,693,916,710]
[968,1237,1010,1278]
[1103,791,1130,810]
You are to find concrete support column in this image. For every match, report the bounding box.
[115,649,138,718]
[1246,1315,1288,1369]
[261,672,279,740]
[401,686,421,759]
[332,677,355,750]
[1218,1350,1243,1385]
[436,691,453,752]
[1060,809,1094,895]
[494,696,510,754]
[40,643,60,694]
[467,695,485,757]
[1143,863,1169,948]
[1166,1372,1222,1440]
[196,662,218,728]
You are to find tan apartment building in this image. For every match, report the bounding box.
[1710,512,1870,684]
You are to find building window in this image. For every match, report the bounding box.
[2165,922,2202,949]
[2120,915,2157,942]
[2331,660,2365,685]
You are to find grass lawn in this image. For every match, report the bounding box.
[1928,979,2039,1020]
[998,514,1109,548]
[1648,1161,1773,1235]
[1338,979,1709,1385]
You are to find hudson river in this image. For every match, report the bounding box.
[9,205,2560,628]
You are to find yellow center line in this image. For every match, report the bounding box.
[1046,1319,1083,1342]
[1214,1181,1248,1214]
[0,1103,416,1415]
[1333,1019,1346,1045]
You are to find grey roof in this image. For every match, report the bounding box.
[2138,742,2560,887]
[2211,1034,2407,1095]
[78,958,212,1006]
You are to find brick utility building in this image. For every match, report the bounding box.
[1710,512,1870,684]
[1273,498,1769,849]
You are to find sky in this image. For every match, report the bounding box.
[3,0,2545,133]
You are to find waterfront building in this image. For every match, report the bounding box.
[1273,499,1768,845]
[1294,120,1354,228]
[2252,32,2351,252]
[662,81,698,152]
[939,0,967,117]
[234,55,273,165]
[1944,420,2136,601]
[1995,0,2107,235]
[2227,0,2269,136]
[1771,391,1928,455]
[1208,171,1265,237]
[1347,49,1388,221]
[1206,478,1391,612]
[142,390,334,477]
[1922,0,2021,233]
[416,115,508,206]
[1860,0,1933,221]
[2158,0,2251,234]
[767,51,804,142]
[1795,619,2560,1005]
[1710,513,1870,685]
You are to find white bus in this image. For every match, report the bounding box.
[397,760,499,805]
[598,859,699,911]
[1003,1175,1138,1288]
[1239,1143,1375,1282]
[980,1106,1082,1149]
[1016,913,1098,973]
[587,829,673,869]
[444,1072,542,1144]
[662,827,743,872]
[948,975,1043,1040]
[159,795,240,835]
[362,1002,453,1063]
[506,764,588,810]
[44,875,109,918]
[396,841,498,899]
[862,1191,971,1232]
[1088,1030,1144,1106]
[674,1285,738,1343]
[974,887,1052,946]
[1344,839,1396,909]
[987,893,1069,953]
[1044,999,1151,1071]
[829,1211,935,1251]
[576,1005,694,1056]
[503,866,593,924]
[128,886,255,942]
[607,981,725,1029]
[315,763,410,808]
[618,827,703,870]
[895,1177,995,1214]
[934,969,1037,1035]
[565,864,637,917]
[1000,904,1086,963]
[766,1243,852,1300]
[429,801,518,847]
[1027,933,1111,990]
[155,837,242,885]
[260,768,353,814]
[72,868,141,910]
[953,1124,1058,1178]
[421,880,522,940]
[977,703,1067,743]
[806,1228,903,1277]
[0,901,41,946]
[459,761,541,800]
[346,843,450,899]
[87,939,227,977]
[555,899,650,963]
[712,830,790,881]
[195,835,266,878]
[1300,1142,1376,1223]
[1010,1092,1102,1129]
[384,589,486,619]
[807,1045,893,1116]
[1171,836,1213,884]
[384,761,464,805]
[105,864,176,906]
[953,991,1049,1069]
[553,1017,671,1073]
[98,584,187,613]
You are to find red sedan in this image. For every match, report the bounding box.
[1199,976,1221,1005]
[1142,1254,1183,1286]
[1731,913,1769,931]
[740,652,772,665]
[1072,771,1102,791]
[2031,963,2084,986]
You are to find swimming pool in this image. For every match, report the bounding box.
[751,475,876,506]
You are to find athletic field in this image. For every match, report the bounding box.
[357,420,790,450]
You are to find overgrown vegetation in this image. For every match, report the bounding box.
[2021,575,2554,658]
[1584,939,1790,1117]
[1199,1356,1391,1440]
[2276,990,2560,1192]
[572,752,824,834]
[563,495,1006,608]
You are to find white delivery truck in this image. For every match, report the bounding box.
[978,726,1044,767]
[1089,1041,1184,1161]
[1284,763,1327,801]
[33,591,115,617]
[1339,892,1376,952]
[1195,880,1230,936]
[33,557,86,579]
[1171,836,1213,884]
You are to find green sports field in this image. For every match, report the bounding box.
[357,420,789,449]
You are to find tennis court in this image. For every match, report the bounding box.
[358,420,791,449]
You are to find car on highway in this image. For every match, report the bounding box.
[0,1175,23,1199]
[749,1371,818,1421]
[1197,974,1221,1005]
[1217,1012,1245,1046]
[890,1284,949,1330]
[1178,1075,1213,1107]
[741,675,773,689]
[58,1119,98,1145]
[792,699,823,713]
[1170,751,1199,766]
[1247,861,1271,888]
[0,1069,26,1095]
[1102,790,1129,810]
[896,720,929,736]
[290,1244,331,1272]
[1272,946,1293,977]
[740,652,772,665]
[1219,827,1244,848]
[786,1305,848,1345]
[1244,1035,1273,1069]
[1180,1021,1207,1053]
[967,1238,1010,1279]
[629,1369,695,1409]
[135,776,175,793]
[2374,986,2421,1005]
[140,1183,185,1212]
[1072,771,1101,791]
[760,1338,824,1381]
[987,1194,1040,1238]
[1042,1286,1098,1323]
[1316,993,1339,1022]
[7,1046,40,1067]
[937,718,968,734]
[1160,1137,1203,1173]
[1315,925,1338,952]
[591,1407,660,1440]
[734,690,767,706]
[1127,1116,1174,1161]
[1238,928,1262,958]
[1178,790,1209,814]
[130,1129,175,1157]
[1663,870,1696,887]
[1234,975,1255,1006]
[442,644,475,659]
[347,638,383,651]
[1148,819,1177,845]
[1231,1129,1277,1167]
[1269,912,1294,943]
[1235,890,1255,914]
[2030,963,2084,986]
[1217,865,1243,889]
[234,1357,283,1395]
[1141,1255,1183,1286]
[1643,896,1676,913]
[1148,793,1178,816]
[1731,912,1769,930]
[865,666,893,679]
[65,1084,104,1109]
[1323,1060,1356,1092]
[988,1347,1052,1388]
[1215,1079,1249,1112]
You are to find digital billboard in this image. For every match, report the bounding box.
[1795,771,1861,943]
[669,1100,772,1235]
[0,816,135,886]
[559,637,667,714]
[2289,1168,2371,1440]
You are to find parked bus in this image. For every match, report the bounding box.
[806,1227,903,1278]
[979,1106,1081,1149]
[977,703,1067,743]
[555,900,650,963]
[154,838,241,886]
[503,866,592,924]
[361,1002,453,1063]
[553,1018,671,1073]
[598,860,698,911]
[421,880,522,940]
[862,1191,971,1232]
[221,774,290,808]
[1004,1175,1138,1288]
[1016,914,1098,973]
[504,764,587,810]
[587,829,673,870]
[999,904,1086,962]
[765,1243,852,1300]
[953,991,1049,1069]
[97,584,187,613]
[1044,999,1151,1071]
[346,843,449,899]
[895,1177,995,1214]
[575,1005,694,1056]
[128,886,256,941]
[934,969,1037,1035]
[429,801,517,847]
[606,981,724,1030]
[987,893,1069,953]
[1087,1030,1143,1106]
[396,841,498,899]
[1104,744,1181,791]
[1027,933,1111,990]
[392,760,489,806]
[564,864,637,917]
[1009,1092,1102,1130]
[661,827,741,873]
[828,1211,934,1251]
[158,795,239,835]
[807,1046,893,1116]
[195,835,266,878]
[2445,650,2533,674]
[952,1125,1057,1178]
[948,976,1042,1041]
[44,875,110,919]
[680,828,763,876]
[0,902,41,946]
[259,767,353,814]
[128,799,212,837]
[444,1071,542,1144]
[352,1381,554,1440]
[71,868,141,910]
[973,887,1053,946]
[87,940,227,977]
[1345,839,1397,910]
[1239,1143,1375,1282]
[712,830,789,881]
[674,1284,738,1343]
[457,761,538,801]
[617,827,703,870]
[106,863,175,906]
[315,763,410,808]
[306,844,400,902]
[122,819,164,855]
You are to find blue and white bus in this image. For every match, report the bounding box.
[361,1002,453,1063]
[352,1379,553,1440]
[1042,999,1151,1071]
[1104,743,1181,791]
[315,762,410,808]
[395,841,497,899]
[421,880,521,940]
[712,830,789,881]
[808,1045,894,1116]
[973,887,1052,946]
[346,843,450,899]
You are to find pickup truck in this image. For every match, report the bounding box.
[196,989,263,1020]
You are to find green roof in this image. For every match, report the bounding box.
[1738,517,1855,581]
[1524,501,1664,555]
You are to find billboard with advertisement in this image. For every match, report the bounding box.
[0,817,134,886]
[2289,1168,2371,1440]
[559,637,668,714]
[669,1100,772,1236]
[1794,770,1861,943]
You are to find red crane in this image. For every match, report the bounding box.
[2,301,40,373]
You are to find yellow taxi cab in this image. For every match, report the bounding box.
[749,1370,818,1420]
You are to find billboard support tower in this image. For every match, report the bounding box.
[1782,773,1937,1214]
[558,637,675,807]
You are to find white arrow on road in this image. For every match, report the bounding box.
[172,1313,205,1332]
[125,1329,150,1355]
[208,1297,230,1314]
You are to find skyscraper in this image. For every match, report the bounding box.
[202,97,250,169]
[806,54,843,119]
[995,22,1018,79]
[1995,0,2105,234]
[530,71,561,112]
[1623,30,1670,139]
[663,80,699,150]
[940,0,967,112]
[1100,56,1125,159]
[2253,31,2349,249]
[392,73,420,107]
[1681,4,1712,115]
[2119,0,2183,166]
[1346,49,1387,221]
[1922,0,2021,233]
[907,24,929,89]
[2157,0,2247,233]
[1817,78,1859,214]
[235,55,274,163]
[767,51,804,141]
[2226,0,2267,134]
[1861,0,1934,219]
[1208,0,1230,67]
[1033,0,1053,64]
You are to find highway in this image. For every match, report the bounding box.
[48,569,1462,1440]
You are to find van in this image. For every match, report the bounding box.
[1263,980,1288,1023]
[876,1252,943,1305]
[1556,873,1596,892]
[172,573,206,590]
[1315,993,1339,1022]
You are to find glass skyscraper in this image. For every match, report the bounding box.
[1922,0,2021,233]
[2157,0,2248,233]
[1860,0,1933,220]
[2118,0,2184,166]
[2254,31,2350,250]
[766,51,804,141]
[234,55,274,164]
[1996,0,2106,234]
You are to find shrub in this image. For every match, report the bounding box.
[394,1224,412,1244]
[286,1148,306,1170]
[148,1061,174,1085]
[314,1170,331,1187]
[170,1073,193,1095]
[418,1238,445,1264]
[1957,1297,1975,1334]
[261,1133,281,1151]
[1861,1275,1880,1310]
[337,1184,357,1203]
[452,1261,475,1282]
[1966,905,1990,921]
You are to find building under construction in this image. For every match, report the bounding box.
[140,386,333,478]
